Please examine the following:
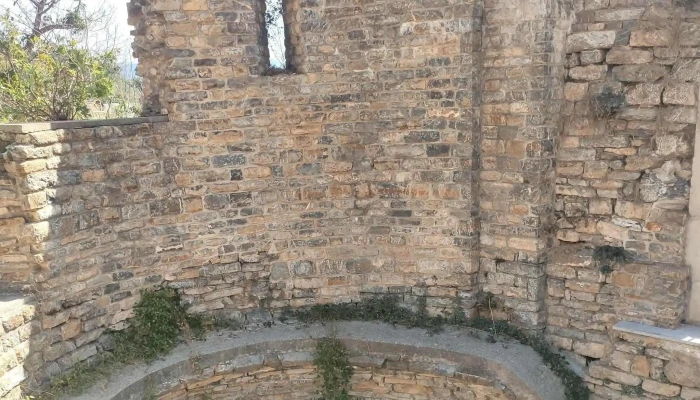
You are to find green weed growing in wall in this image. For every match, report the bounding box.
[24,287,202,400]
[314,335,354,400]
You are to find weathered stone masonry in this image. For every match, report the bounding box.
[129,0,484,315]
[1,0,700,399]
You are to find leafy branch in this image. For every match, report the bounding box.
[0,16,118,121]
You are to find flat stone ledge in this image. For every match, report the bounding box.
[614,321,700,347]
[68,321,566,400]
[0,116,169,134]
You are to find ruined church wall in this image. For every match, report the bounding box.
[1,0,700,398]
[129,0,484,314]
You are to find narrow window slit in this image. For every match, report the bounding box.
[264,0,291,74]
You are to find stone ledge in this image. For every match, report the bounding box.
[0,116,169,134]
[69,321,566,400]
[613,320,700,347]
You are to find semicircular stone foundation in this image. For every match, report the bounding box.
[73,322,565,400]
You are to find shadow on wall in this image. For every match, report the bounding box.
[0,117,179,395]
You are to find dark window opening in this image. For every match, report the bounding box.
[263,0,293,74]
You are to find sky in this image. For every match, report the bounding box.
[100,0,135,67]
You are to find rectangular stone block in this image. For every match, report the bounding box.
[567,31,616,53]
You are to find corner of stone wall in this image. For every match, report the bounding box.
[478,0,573,328]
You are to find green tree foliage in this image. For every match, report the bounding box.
[0,17,117,121]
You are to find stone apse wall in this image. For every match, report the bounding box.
[0,0,699,399]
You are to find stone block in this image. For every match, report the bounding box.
[630,30,673,47]
[182,0,207,10]
[567,31,616,53]
[612,65,667,82]
[573,341,606,358]
[589,364,642,386]
[580,50,606,65]
[559,148,597,161]
[653,134,692,157]
[671,60,700,82]
[665,354,700,388]
[682,387,700,400]
[570,65,608,81]
[596,221,627,240]
[151,0,182,11]
[680,22,700,46]
[642,379,681,397]
[594,8,645,21]
[626,83,663,105]
[565,82,589,101]
[663,83,696,106]
[606,47,653,64]
[589,199,612,215]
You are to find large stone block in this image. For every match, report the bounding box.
[612,65,667,82]
[606,47,653,64]
[567,31,616,53]
[671,60,700,82]
[665,354,700,388]
[570,65,608,81]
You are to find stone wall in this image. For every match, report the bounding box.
[477,0,570,327]
[545,0,699,359]
[0,299,37,400]
[556,1,698,263]
[543,1,700,398]
[0,128,32,292]
[127,334,539,400]
[1,0,700,398]
[546,245,689,358]
[158,365,514,400]
[129,0,484,315]
[0,118,184,391]
[588,324,700,400]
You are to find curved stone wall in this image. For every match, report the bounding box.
[71,322,565,400]
[156,364,514,400]
[127,0,485,316]
[1,0,700,399]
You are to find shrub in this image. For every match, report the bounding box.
[0,18,117,121]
